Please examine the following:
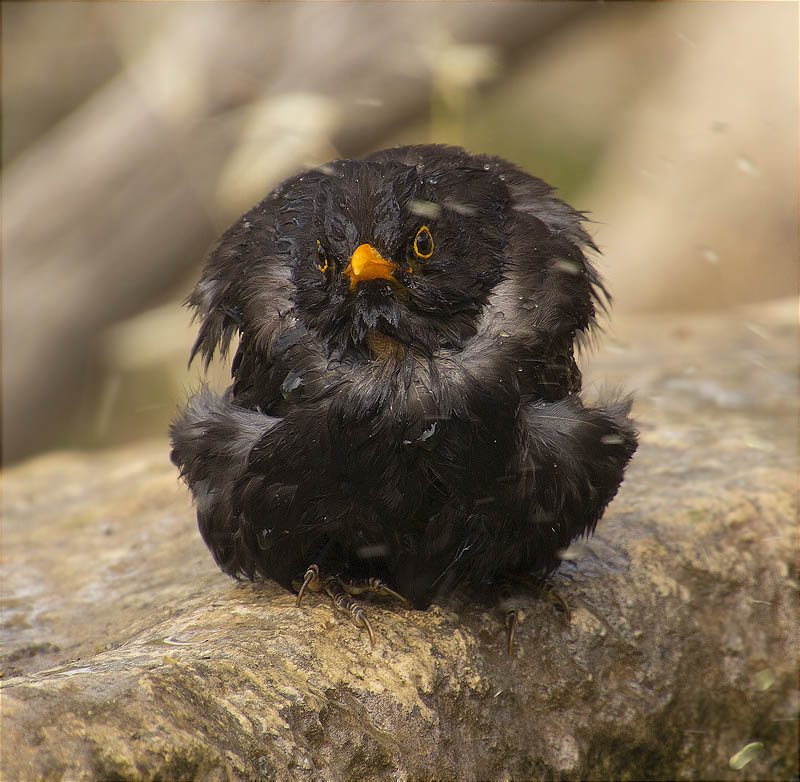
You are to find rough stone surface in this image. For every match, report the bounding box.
[2,303,797,781]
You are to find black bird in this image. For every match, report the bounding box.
[170,144,637,646]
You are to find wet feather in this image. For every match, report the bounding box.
[170,144,638,610]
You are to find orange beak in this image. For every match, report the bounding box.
[342,243,398,290]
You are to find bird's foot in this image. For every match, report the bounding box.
[541,582,572,625]
[341,577,411,607]
[294,564,377,647]
[497,580,572,655]
[497,582,518,656]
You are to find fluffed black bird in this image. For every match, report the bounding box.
[170,144,637,640]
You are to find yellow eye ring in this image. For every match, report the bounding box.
[413,226,434,259]
[316,240,329,274]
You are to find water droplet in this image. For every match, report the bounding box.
[56,666,95,677]
[442,199,476,216]
[557,545,580,561]
[553,258,581,275]
[418,422,438,442]
[408,199,442,218]
[162,636,197,646]
[601,434,625,445]
[735,156,760,177]
[753,668,775,691]
[729,742,764,770]
[701,248,719,264]
[357,544,390,559]
[257,529,274,550]
[281,371,304,399]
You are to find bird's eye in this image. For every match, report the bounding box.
[413,226,434,259]
[316,240,329,274]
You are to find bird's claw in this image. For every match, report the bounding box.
[294,564,383,648]
[542,583,572,625]
[319,573,372,647]
[497,581,517,656]
[343,577,411,607]
[504,608,518,656]
[347,602,376,648]
[497,580,571,655]
[295,564,321,607]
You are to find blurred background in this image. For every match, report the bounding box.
[2,1,797,466]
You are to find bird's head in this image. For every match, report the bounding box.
[277,158,509,355]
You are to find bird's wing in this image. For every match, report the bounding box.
[187,194,294,369]
[474,157,607,401]
[513,394,638,542]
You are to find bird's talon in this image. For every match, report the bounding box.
[543,585,572,625]
[353,608,376,648]
[341,577,410,608]
[296,564,321,607]
[376,583,411,607]
[319,573,378,648]
[505,609,517,656]
[497,581,518,656]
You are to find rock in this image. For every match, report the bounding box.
[2,303,797,781]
